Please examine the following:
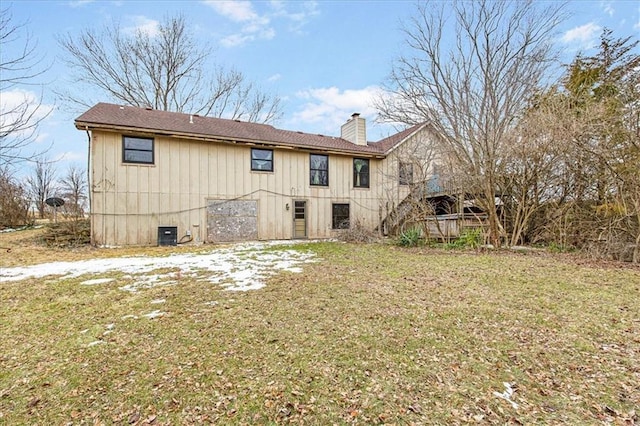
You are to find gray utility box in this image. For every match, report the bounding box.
[158,226,178,246]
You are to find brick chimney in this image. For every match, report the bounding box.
[341,113,367,146]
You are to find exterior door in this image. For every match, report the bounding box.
[293,200,307,238]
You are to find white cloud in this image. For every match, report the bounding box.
[290,86,384,135]
[35,133,51,145]
[220,33,254,48]
[203,0,258,22]
[204,0,273,46]
[561,22,602,49]
[269,0,285,10]
[600,1,615,17]
[244,17,272,34]
[267,73,282,82]
[67,0,95,7]
[271,1,319,33]
[55,151,86,162]
[0,89,54,136]
[203,0,319,47]
[260,27,276,39]
[123,16,161,37]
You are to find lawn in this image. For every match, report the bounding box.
[1,227,638,424]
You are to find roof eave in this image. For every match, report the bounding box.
[75,121,386,159]
[381,123,430,156]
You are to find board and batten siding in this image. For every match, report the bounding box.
[90,130,402,246]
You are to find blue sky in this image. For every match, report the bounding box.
[2,0,639,174]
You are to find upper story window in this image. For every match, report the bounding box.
[123,136,154,164]
[353,158,370,188]
[251,148,274,172]
[399,161,413,185]
[310,154,329,186]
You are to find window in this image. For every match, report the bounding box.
[123,136,154,164]
[353,158,370,188]
[310,154,329,186]
[399,162,413,185]
[332,203,350,229]
[251,148,273,171]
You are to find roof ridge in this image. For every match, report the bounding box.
[96,102,279,129]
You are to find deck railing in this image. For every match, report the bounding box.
[409,175,460,199]
[381,175,489,237]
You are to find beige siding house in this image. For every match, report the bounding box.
[75,103,436,246]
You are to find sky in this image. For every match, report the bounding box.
[2,0,639,176]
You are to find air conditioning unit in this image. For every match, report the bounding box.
[158,226,177,246]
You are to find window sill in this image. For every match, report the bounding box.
[122,162,156,166]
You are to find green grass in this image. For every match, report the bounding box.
[1,234,639,424]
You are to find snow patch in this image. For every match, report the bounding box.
[81,278,115,285]
[143,310,165,319]
[0,241,317,292]
[493,382,519,409]
[0,225,43,233]
[119,275,178,293]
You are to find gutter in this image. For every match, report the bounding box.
[75,122,388,159]
[85,126,94,246]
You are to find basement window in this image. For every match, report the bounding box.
[123,136,154,164]
[251,148,274,172]
[332,203,350,229]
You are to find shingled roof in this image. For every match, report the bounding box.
[75,103,427,157]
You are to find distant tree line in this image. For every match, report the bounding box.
[0,159,87,227]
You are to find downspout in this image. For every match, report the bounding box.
[85,126,94,246]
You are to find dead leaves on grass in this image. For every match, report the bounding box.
[2,242,639,424]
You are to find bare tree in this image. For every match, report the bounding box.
[59,164,87,220]
[377,0,566,246]
[0,166,31,228]
[499,90,571,246]
[26,157,57,219]
[57,15,282,123]
[0,6,51,165]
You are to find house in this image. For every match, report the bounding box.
[75,103,439,246]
